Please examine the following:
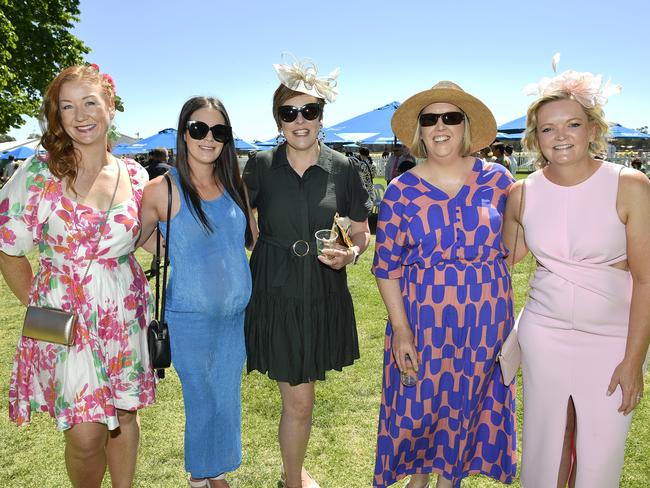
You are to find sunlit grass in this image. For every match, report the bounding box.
[0,247,648,487]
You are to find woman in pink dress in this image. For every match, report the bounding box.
[503,61,650,487]
[0,65,155,487]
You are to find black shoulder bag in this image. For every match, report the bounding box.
[147,173,173,378]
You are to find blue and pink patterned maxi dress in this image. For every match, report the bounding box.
[372,159,516,487]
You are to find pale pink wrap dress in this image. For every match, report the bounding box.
[518,161,636,487]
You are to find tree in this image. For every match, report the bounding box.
[0,134,15,142]
[0,0,90,133]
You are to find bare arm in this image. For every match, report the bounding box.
[243,184,258,251]
[608,169,650,415]
[502,179,529,266]
[318,219,371,269]
[0,251,33,306]
[376,277,418,373]
[136,176,168,253]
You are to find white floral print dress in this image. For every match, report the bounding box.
[0,157,156,431]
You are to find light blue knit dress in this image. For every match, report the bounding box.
[159,168,251,478]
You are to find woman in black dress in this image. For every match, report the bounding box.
[242,57,371,488]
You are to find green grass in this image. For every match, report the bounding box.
[0,248,648,487]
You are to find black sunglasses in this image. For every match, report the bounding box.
[186,121,233,143]
[419,111,465,127]
[278,103,322,123]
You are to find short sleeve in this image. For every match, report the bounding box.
[346,157,372,221]
[372,183,408,279]
[242,153,260,208]
[0,158,58,256]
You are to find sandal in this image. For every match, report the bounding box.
[189,473,227,488]
[188,479,209,488]
[280,465,320,488]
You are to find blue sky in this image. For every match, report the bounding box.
[9,0,650,143]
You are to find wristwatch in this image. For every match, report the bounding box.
[351,246,360,265]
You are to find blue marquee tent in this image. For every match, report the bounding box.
[0,146,36,159]
[496,132,523,141]
[234,138,258,151]
[112,143,147,155]
[137,128,177,151]
[322,127,353,144]
[608,123,650,139]
[497,116,527,134]
[326,101,400,143]
[111,128,177,155]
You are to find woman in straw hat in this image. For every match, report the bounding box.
[242,56,371,488]
[372,81,516,488]
[503,57,650,487]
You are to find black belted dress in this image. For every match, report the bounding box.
[242,143,371,385]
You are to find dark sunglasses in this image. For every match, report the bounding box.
[419,111,465,127]
[278,103,322,123]
[186,121,233,143]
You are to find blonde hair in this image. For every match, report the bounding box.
[410,111,472,158]
[522,91,609,168]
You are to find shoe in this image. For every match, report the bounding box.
[302,470,320,488]
[280,465,320,488]
[188,479,209,488]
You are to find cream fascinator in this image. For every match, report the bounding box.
[524,53,621,108]
[273,53,340,103]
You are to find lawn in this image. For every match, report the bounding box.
[0,247,648,487]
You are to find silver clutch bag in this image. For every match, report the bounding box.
[497,309,522,386]
[22,306,77,345]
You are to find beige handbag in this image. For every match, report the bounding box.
[498,309,523,386]
[497,180,526,386]
[22,306,77,345]
[21,161,121,346]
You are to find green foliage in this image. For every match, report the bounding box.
[0,0,90,133]
[0,134,15,142]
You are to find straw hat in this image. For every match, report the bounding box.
[392,81,496,153]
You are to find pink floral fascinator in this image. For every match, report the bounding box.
[524,53,621,109]
[273,53,340,103]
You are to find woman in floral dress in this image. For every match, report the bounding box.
[0,65,155,487]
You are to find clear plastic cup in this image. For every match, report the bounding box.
[315,229,338,256]
[401,356,418,387]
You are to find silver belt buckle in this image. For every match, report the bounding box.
[291,240,310,257]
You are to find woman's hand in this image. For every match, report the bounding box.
[317,244,356,270]
[607,359,645,415]
[391,324,418,374]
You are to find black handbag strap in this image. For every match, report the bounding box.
[154,173,172,322]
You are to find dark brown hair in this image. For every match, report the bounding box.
[175,97,252,246]
[39,65,116,189]
[271,84,325,130]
